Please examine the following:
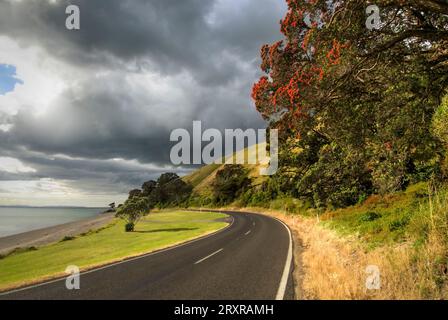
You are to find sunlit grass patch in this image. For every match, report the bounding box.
[0,210,228,291]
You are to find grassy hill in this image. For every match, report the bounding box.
[182,142,268,198]
[183,146,443,248]
[184,146,433,244]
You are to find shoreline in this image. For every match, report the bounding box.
[0,213,115,256]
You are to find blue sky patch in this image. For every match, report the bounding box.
[0,64,23,95]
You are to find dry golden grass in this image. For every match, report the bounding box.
[228,194,448,299]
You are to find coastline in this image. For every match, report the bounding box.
[0,213,115,256]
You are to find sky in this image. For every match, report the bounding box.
[0,0,287,207]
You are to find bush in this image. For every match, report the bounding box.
[125,223,135,232]
[359,212,382,223]
[212,165,251,205]
[60,236,75,242]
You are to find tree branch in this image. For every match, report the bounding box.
[361,30,448,57]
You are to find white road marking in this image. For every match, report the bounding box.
[244,230,251,236]
[274,218,293,300]
[0,214,235,296]
[194,248,223,265]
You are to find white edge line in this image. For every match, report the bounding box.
[194,248,223,265]
[273,217,293,300]
[0,213,235,296]
[204,209,293,300]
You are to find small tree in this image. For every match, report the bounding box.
[115,197,151,232]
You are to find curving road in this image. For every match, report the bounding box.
[0,211,294,300]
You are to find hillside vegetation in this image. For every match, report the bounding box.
[179,150,448,299]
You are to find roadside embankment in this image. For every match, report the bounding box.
[224,187,448,300]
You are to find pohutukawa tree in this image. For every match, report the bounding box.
[252,0,448,207]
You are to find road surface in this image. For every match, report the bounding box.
[0,210,294,300]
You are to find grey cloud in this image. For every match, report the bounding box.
[0,0,284,84]
[0,0,286,201]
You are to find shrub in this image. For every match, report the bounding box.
[212,165,251,205]
[359,212,382,223]
[125,223,135,232]
[60,236,75,242]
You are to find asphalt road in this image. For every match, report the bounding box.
[0,210,294,300]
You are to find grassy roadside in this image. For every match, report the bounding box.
[218,183,448,299]
[0,210,228,291]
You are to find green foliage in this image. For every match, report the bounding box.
[128,189,142,199]
[433,95,448,146]
[212,165,251,205]
[141,180,156,197]
[269,197,305,214]
[322,183,430,247]
[187,195,215,207]
[251,0,447,210]
[433,94,448,177]
[125,223,135,232]
[60,236,75,242]
[297,144,372,208]
[125,173,193,212]
[359,212,382,223]
[149,173,192,207]
[116,197,152,232]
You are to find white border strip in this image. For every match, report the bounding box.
[273,217,293,300]
[206,209,294,300]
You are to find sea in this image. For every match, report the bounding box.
[0,207,106,238]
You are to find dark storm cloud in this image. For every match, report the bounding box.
[0,0,214,73]
[0,0,286,196]
[0,0,284,84]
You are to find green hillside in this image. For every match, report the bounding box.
[182,142,269,198]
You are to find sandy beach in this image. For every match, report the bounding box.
[0,213,115,256]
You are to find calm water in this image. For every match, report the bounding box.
[0,207,106,238]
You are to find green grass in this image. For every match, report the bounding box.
[0,210,228,290]
[183,143,269,199]
[321,182,430,248]
[183,164,221,188]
